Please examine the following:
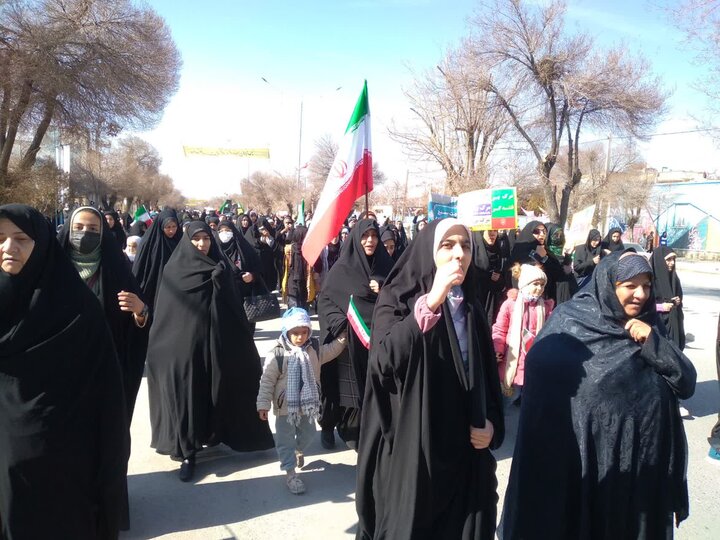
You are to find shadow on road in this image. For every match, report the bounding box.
[683,379,720,419]
[122,448,357,539]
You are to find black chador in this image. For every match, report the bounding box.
[650,246,686,350]
[501,251,696,539]
[0,204,129,540]
[318,219,393,449]
[131,208,181,309]
[58,207,149,421]
[472,229,509,323]
[356,219,504,540]
[146,221,274,462]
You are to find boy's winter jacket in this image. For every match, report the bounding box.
[256,334,346,416]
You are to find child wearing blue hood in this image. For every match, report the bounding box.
[257,308,347,494]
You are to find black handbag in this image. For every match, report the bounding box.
[243,293,281,322]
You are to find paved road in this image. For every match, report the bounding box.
[121,269,720,540]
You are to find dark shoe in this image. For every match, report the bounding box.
[178,457,195,482]
[320,429,336,449]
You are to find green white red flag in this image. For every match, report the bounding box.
[133,205,152,226]
[302,81,372,265]
[347,295,371,349]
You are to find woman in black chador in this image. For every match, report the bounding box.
[507,220,563,300]
[132,208,182,309]
[650,246,686,351]
[501,251,696,540]
[318,219,394,450]
[103,210,127,249]
[573,228,604,288]
[146,221,274,481]
[603,226,625,252]
[0,204,129,539]
[356,218,504,540]
[472,228,509,324]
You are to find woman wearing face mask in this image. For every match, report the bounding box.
[146,221,274,482]
[317,220,394,450]
[572,229,606,288]
[132,208,182,309]
[356,218,504,540]
[650,247,685,351]
[501,251,696,539]
[58,207,149,425]
[0,204,129,539]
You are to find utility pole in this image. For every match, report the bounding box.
[601,134,612,231]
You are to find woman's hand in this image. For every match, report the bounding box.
[369,279,380,293]
[470,420,494,450]
[117,291,144,316]
[662,302,674,312]
[258,409,268,421]
[242,272,254,283]
[593,255,601,265]
[490,271,501,282]
[625,318,651,344]
[535,244,547,258]
[426,260,465,312]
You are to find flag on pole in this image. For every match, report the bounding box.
[302,81,372,265]
[219,199,231,214]
[347,295,371,349]
[133,205,152,226]
[297,199,305,226]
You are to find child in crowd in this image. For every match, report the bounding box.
[492,264,554,404]
[257,308,346,494]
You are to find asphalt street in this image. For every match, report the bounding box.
[121,266,720,540]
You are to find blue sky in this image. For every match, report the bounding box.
[140,0,718,199]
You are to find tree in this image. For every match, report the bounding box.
[0,0,181,195]
[466,0,667,226]
[669,1,720,120]
[390,49,507,195]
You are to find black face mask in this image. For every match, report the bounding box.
[70,230,101,254]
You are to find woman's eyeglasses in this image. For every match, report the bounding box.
[533,228,546,235]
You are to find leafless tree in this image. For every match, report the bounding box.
[390,49,507,195]
[0,0,181,197]
[466,0,667,226]
[669,1,720,118]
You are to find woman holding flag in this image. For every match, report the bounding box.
[317,219,394,450]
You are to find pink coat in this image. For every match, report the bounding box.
[492,289,554,387]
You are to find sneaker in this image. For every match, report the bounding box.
[295,450,304,469]
[708,447,720,465]
[286,474,306,495]
[679,406,692,418]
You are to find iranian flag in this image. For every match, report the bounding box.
[302,81,372,265]
[347,295,371,349]
[133,205,152,226]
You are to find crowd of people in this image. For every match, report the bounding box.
[0,200,710,539]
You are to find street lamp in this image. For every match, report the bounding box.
[261,77,341,189]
